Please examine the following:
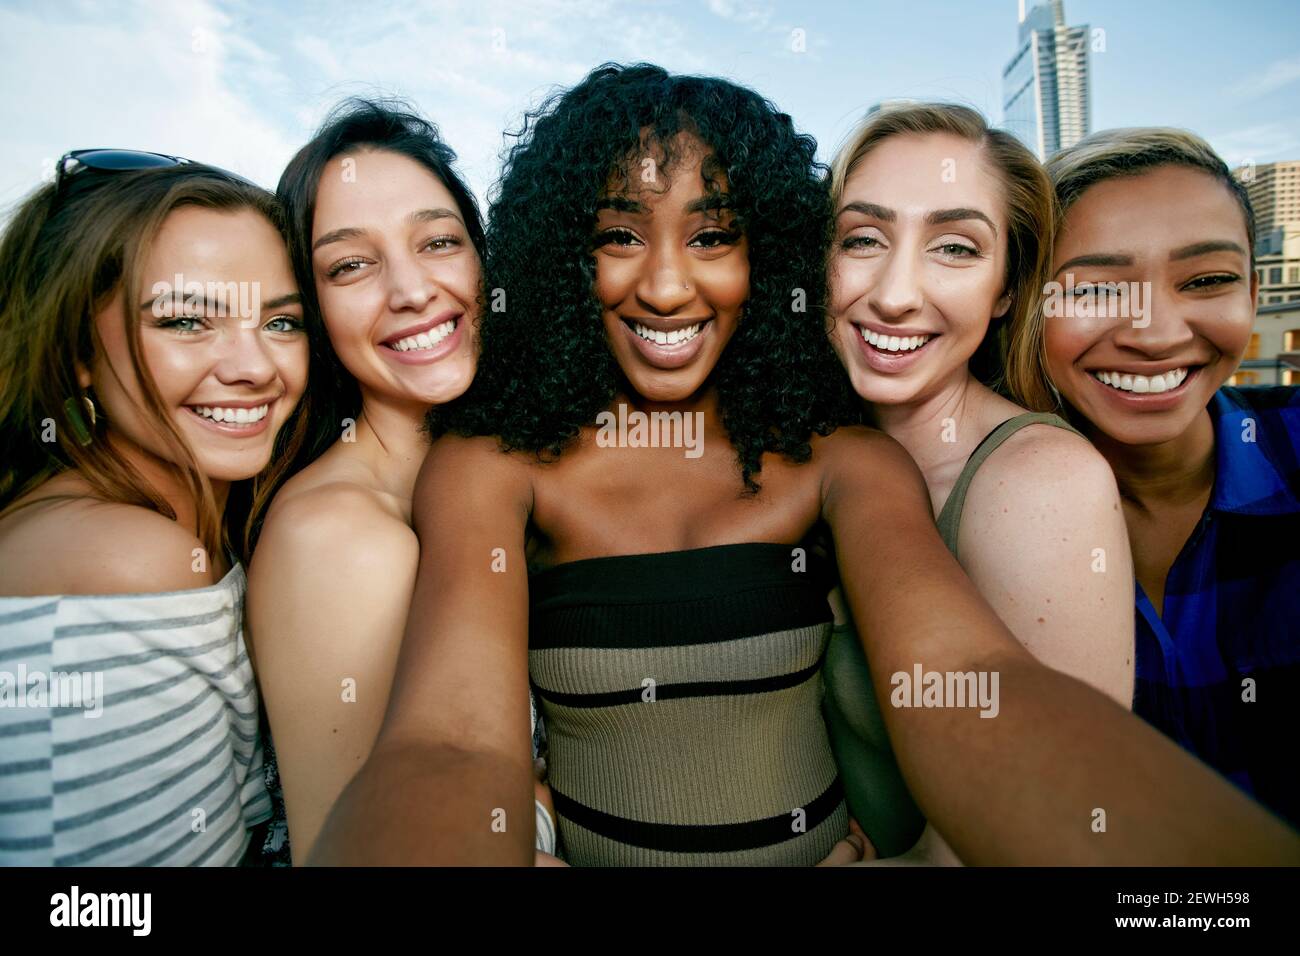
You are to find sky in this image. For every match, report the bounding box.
[1,0,1298,214]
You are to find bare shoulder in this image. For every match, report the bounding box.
[255,474,417,578]
[415,433,535,510]
[809,424,929,497]
[968,422,1119,509]
[0,490,215,597]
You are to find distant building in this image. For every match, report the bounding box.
[1002,0,1091,160]
[1229,300,1300,387]
[1240,159,1300,235]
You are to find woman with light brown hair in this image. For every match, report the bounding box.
[0,152,309,864]
[821,103,1135,863]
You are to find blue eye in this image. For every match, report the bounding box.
[265,316,304,333]
[157,316,207,333]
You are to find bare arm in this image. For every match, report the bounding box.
[309,435,535,866]
[821,427,1299,865]
[958,427,1135,706]
[247,485,418,860]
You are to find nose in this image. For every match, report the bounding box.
[1110,281,1195,357]
[868,246,924,321]
[215,321,278,389]
[635,242,695,316]
[385,249,439,314]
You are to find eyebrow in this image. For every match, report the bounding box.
[1054,240,1249,278]
[140,291,303,311]
[1169,239,1248,261]
[926,207,997,235]
[312,207,464,252]
[837,201,895,222]
[1053,253,1134,278]
[595,193,735,216]
[836,202,996,235]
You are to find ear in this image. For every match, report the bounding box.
[993,291,1013,320]
[75,359,93,391]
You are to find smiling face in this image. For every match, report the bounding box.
[1043,165,1258,447]
[310,148,480,409]
[85,205,308,483]
[593,132,749,404]
[828,132,1011,408]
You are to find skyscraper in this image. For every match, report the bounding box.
[1002,0,1092,160]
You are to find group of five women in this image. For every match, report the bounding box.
[1,62,1296,866]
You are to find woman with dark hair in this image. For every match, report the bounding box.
[245,99,555,863]
[304,63,1300,868]
[0,153,308,864]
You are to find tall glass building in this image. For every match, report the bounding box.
[1002,0,1091,160]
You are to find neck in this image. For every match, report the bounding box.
[106,431,230,536]
[353,388,434,501]
[1084,409,1216,512]
[872,370,993,476]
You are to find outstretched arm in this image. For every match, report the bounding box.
[821,428,1299,865]
[309,435,535,865]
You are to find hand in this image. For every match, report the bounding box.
[815,816,876,866]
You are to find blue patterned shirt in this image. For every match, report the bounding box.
[1133,386,1300,828]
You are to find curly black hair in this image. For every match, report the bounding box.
[443,62,860,491]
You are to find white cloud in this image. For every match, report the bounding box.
[1229,54,1300,99]
[0,0,300,210]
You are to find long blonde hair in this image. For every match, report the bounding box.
[0,164,311,561]
[829,103,1058,411]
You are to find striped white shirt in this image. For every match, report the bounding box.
[0,564,271,865]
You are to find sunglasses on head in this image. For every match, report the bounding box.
[54,148,256,192]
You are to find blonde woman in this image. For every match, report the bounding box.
[0,154,309,864]
[822,104,1135,863]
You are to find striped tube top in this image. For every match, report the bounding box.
[529,542,847,866]
[0,564,271,865]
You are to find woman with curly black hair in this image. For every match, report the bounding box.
[311,63,1300,867]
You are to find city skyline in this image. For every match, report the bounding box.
[1003,0,1092,160]
[1,0,1298,212]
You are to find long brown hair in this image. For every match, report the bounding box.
[828,103,1058,411]
[0,164,312,562]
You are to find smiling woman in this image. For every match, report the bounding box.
[822,103,1134,864]
[0,158,309,865]
[247,99,560,865]
[1043,128,1300,829]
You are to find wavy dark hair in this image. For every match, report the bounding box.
[444,62,859,490]
[252,98,486,547]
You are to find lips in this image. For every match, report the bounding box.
[620,317,713,370]
[851,322,939,373]
[183,398,277,435]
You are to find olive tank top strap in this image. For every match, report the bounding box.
[934,412,1082,555]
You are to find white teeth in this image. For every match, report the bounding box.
[193,403,269,425]
[392,319,456,352]
[860,328,932,353]
[633,322,702,346]
[1090,367,1189,394]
